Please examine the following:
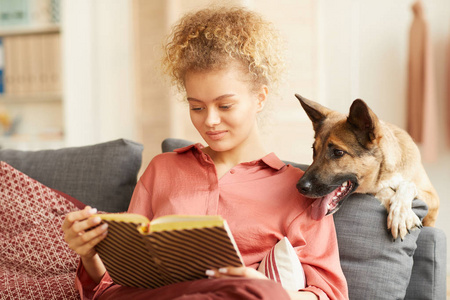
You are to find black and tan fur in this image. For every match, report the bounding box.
[295,94,439,240]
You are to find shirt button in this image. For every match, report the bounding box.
[230,169,236,174]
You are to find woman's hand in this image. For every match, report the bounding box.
[62,206,108,260]
[62,206,109,283]
[205,266,268,280]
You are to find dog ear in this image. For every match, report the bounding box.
[347,99,380,144]
[295,94,333,131]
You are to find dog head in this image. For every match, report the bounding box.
[295,94,383,220]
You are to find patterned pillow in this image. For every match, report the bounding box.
[257,237,306,291]
[0,162,82,300]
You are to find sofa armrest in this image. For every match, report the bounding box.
[405,226,447,300]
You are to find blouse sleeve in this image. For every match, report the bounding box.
[287,213,348,300]
[74,261,114,300]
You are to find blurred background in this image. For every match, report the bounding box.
[0,0,449,279]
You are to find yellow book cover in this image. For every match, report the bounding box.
[93,214,244,289]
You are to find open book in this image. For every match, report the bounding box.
[93,213,244,289]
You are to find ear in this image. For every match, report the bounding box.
[256,85,269,112]
[347,99,380,144]
[295,94,333,131]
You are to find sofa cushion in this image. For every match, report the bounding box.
[333,194,428,300]
[0,162,81,299]
[405,226,447,300]
[0,139,143,213]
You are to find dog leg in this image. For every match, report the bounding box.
[386,181,422,240]
[375,187,395,212]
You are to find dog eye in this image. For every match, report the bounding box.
[333,149,345,157]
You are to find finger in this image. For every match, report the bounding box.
[75,225,109,257]
[64,215,103,244]
[62,206,97,231]
[68,216,105,244]
[68,222,108,253]
[72,215,104,234]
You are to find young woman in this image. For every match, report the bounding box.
[62,6,348,300]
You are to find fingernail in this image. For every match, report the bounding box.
[218,268,227,274]
[89,208,97,214]
[205,270,215,276]
[93,216,102,223]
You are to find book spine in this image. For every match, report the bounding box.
[3,36,11,95]
[48,32,61,92]
[0,38,4,94]
[4,36,16,95]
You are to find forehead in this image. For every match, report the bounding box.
[314,117,357,150]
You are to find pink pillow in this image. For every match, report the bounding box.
[258,237,306,291]
[0,161,82,299]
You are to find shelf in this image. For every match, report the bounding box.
[0,24,60,37]
[0,93,62,104]
[0,135,65,151]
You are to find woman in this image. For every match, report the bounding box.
[62,6,348,300]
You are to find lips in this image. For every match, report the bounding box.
[206,130,228,141]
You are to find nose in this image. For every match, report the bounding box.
[205,108,221,127]
[297,178,312,195]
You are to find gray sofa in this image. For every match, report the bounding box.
[0,138,447,299]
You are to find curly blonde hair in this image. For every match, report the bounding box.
[162,6,285,92]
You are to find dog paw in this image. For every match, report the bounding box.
[384,180,420,240]
[387,204,422,240]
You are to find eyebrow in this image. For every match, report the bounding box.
[187,94,235,102]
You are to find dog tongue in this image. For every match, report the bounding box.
[310,193,334,221]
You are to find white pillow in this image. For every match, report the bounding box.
[257,237,305,291]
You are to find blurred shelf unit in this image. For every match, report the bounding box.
[0,0,63,150]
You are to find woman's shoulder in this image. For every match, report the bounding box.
[143,144,203,172]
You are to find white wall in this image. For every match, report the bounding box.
[62,0,136,147]
[318,0,450,274]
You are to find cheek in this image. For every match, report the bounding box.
[189,112,203,129]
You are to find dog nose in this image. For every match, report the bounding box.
[297,179,312,195]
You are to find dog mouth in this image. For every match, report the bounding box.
[310,180,356,220]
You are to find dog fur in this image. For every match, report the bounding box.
[295,94,439,240]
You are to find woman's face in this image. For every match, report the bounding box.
[185,66,266,153]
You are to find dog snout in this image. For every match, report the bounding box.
[297,178,313,195]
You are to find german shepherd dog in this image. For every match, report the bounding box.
[295,94,439,240]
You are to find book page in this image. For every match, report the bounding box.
[150,215,224,232]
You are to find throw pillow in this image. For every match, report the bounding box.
[0,162,82,299]
[257,237,306,291]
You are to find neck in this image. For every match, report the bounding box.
[204,132,267,168]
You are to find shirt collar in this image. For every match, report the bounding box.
[260,152,286,170]
[174,143,286,171]
[174,143,203,154]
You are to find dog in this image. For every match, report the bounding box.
[295,94,439,240]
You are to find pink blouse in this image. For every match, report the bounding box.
[76,144,348,300]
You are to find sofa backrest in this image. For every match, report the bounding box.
[0,139,143,212]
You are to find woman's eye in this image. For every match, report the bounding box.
[190,107,204,111]
[219,104,233,110]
